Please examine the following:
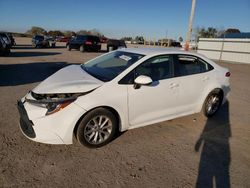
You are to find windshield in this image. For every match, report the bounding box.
[81,51,144,82]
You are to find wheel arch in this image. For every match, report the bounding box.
[73,105,122,139]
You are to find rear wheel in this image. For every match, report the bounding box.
[76,108,118,148]
[203,90,223,117]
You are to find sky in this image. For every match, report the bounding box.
[0,0,250,39]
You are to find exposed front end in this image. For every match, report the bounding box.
[17,92,86,144]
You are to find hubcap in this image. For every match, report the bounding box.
[84,115,112,144]
[206,95,220,115]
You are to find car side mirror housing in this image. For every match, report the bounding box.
[134,75,153,89]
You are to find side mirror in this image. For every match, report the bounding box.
[134,75,153,89]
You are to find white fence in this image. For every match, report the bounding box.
[197,38,250,64]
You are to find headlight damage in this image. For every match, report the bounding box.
[26,91,87,115]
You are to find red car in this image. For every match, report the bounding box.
[57,36,70,43]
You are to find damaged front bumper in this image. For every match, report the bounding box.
[17,100,36,139]
[17,92,86,145]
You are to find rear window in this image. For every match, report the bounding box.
[76,35,87,40]
[87,36,100,42]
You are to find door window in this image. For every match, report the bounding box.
[135,55,173,81]
[119,55,173,84]
[174,55,213,77]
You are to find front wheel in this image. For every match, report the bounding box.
[76,108,118,148]
[203,90,223,117]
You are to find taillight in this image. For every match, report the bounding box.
[225,72,231,77]
[85,41,92,45]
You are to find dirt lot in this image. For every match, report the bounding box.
[0,37,249,187]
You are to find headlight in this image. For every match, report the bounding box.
[26,91,79,116]
[26,91,94,116]
[46,99,75,115]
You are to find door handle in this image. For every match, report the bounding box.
[202,76,209,81]
[170,83,179,89]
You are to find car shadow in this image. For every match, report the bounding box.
[0,62,70,86]
[12,44,34,50]
[195,101,231,188]
[10,52,61,57]
[13,45,66,50]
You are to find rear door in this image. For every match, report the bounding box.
[172,54,214,113]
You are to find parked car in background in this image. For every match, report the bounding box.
[0,32,12,48]
[17,48,230,148]
[0,35,10,56]
[107,39,127,52]
[100,37,108,43]
[45,36,56,48]
[32,35,50,48]
[32,35,56,48]
[56,36,70,43]
[66,35,101,52]
[171,42,182,47]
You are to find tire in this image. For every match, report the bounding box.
[80,45,85,52]
[66,44,71,51]
[203,90,223,117]
[76,108,118,148]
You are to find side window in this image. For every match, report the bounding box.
[174,55,213,77]
[135,55,173,82]
[119,55,173,84]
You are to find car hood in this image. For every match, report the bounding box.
[32,65,103,94]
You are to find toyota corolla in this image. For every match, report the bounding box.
[17,48,230,148]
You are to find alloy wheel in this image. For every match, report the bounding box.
[206,94,220,116]
[84,115,112,145]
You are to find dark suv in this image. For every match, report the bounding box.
[66,35,101,52]
[0,36,10,56]
[0,32,12,48]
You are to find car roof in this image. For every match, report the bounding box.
[118,47,198,56]
[117,47,220,69]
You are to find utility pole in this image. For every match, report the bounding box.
[185,0,196,51]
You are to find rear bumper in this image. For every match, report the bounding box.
[85,44,101,51]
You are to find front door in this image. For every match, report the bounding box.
[128,55,180,127]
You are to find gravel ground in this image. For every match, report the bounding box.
[0,37,249,188]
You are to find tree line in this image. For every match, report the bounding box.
[25,26,105,38]
[121,27,241,43]
[15,26,241,40]
[195,27,241,38]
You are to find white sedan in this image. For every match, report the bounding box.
[18,48,230,147]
